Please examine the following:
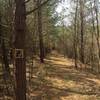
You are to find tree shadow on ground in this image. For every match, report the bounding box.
[30,54,100,100]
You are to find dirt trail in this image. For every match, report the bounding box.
[30,52,100,100]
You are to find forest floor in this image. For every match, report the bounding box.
[28,51,100,100]
[0,51,100,100]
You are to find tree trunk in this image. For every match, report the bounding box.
[14,0,26,100]
[80,0,85,64]
[0,14,10,76]
[90,1,95,70]
[74,0,78,69]
[37,0,44,63]
[94,0,100,72]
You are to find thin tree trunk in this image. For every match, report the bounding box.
[90,1,95,71]
[37,0,44,63]
[94,0,100,72]
[0,14,10,76]
[80,0,85,64]
[74,0,78,69]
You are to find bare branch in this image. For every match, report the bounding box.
[26,0,51,15]
[0,23,9,28]
[25,0,30,3]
